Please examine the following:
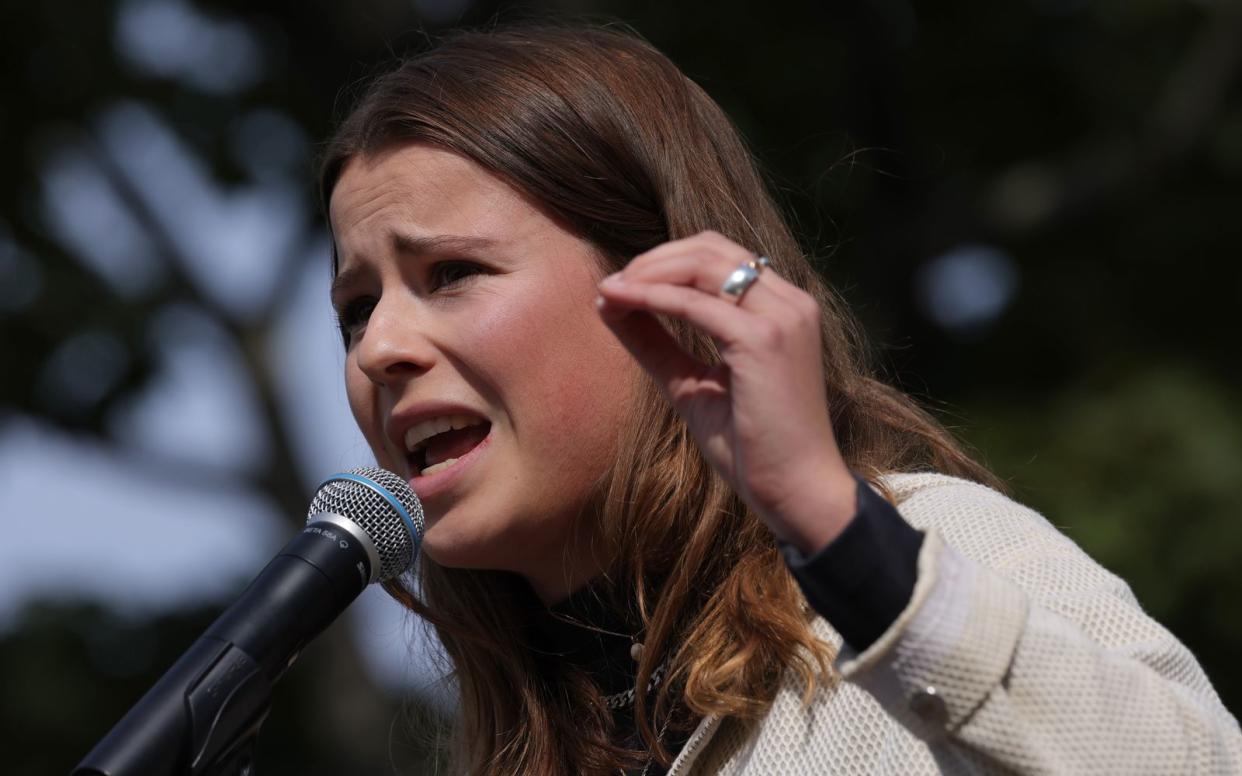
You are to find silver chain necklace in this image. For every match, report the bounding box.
[604,657,673,776]
[601,658,668,709]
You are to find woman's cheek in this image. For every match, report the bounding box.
[344,355,385,458]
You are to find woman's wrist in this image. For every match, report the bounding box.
[779,471,925,651]
[761,460,860,556]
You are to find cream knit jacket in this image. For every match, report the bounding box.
[666,472,1242,774]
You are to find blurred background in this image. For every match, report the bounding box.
[2,0,1240,773]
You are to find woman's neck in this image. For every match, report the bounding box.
[522,525,612,606]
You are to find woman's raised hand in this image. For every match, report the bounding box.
[596,231,859,554]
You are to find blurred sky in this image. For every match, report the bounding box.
[0,0,442,692]
[0,242,437,691]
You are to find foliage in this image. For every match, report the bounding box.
[966,363,1242,712]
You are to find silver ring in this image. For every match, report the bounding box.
[720,256,770,303]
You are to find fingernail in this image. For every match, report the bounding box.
[600,272,624,287]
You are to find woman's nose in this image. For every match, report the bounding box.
[354,297,436,386]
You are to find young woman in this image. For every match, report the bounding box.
[318,23,1241,775]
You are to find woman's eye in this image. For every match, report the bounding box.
[335,297,376,342]
[431,261,483,291]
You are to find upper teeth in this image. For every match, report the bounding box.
[404,414,485,452]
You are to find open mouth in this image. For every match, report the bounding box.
[405,416,492,477]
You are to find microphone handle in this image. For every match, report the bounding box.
[72,515,374,776]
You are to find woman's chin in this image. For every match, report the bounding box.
[418,517,510,571]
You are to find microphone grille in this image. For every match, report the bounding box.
[307,467,424,582]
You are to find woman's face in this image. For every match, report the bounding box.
[329,144,641,602]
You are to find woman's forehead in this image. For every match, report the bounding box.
[329,145,594,281]
[330,147,531,246]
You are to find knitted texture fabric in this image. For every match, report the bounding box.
[667,472,1242,775]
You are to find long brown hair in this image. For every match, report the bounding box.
[319,22,1001,775]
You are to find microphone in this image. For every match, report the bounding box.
[72,467,424,776]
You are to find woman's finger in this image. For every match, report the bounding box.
[598,275,760,349]
[622,232,813,311]
[610,252,787,315]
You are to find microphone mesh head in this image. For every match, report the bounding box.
[307,467,424,582]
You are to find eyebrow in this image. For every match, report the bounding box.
[330,232,496,304]
[392,232,495,257]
